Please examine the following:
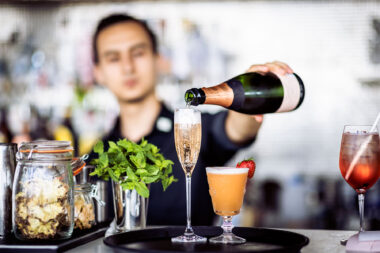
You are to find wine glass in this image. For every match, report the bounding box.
[206,166,248,244]
[171,108,206,243]
[339,125,380,233]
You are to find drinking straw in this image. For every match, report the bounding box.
[345,112,380,180]
[370,112,380,132]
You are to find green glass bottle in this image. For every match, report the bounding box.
[185,72,304,115]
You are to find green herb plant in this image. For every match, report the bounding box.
[90,139,176,198]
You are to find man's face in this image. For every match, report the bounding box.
[94,21,158,103]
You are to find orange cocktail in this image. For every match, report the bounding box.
[206,167,248,244]
[207,167,248,216]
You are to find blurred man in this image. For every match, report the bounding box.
[92,14,293,225]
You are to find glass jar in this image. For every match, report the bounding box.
[74,183,96,230]
[12,140,85,240]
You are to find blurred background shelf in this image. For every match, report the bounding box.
[1,0,380,231]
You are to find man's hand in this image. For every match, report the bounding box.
[246,61,293,76]
[246,61,293,123]
[225,61,293,144]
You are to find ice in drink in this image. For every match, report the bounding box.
[339,132,380,192]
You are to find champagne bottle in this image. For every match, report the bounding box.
[185,72,305,115]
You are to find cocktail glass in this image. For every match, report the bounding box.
[339,125,380,232]
[171,108,206,243]
[206,166,249,244]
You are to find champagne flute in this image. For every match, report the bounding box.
[171,108,206,243]
[339,125,380,233]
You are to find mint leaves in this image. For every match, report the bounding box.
[90,139,176,198]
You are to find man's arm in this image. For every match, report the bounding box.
[225,61,294,144]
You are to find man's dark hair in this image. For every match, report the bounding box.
[92,13,158,64]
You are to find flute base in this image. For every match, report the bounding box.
[171,233,207,243]
[209,233,246,244]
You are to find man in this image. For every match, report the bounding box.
[92,14,293,225]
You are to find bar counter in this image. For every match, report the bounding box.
[65,228,356,253]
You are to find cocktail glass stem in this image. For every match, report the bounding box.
[171,171,206,242]
[221,216,234,235]
[185,173,193,235]
[358,193,365,232]
[209,215,246,244]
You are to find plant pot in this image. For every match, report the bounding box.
[111,181,147,232]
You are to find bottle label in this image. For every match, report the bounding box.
[276,74,301,113]
[203,83,234,108]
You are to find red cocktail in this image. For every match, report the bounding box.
[339,125,380,232]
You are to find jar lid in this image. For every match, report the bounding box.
[19,140,73,154]
[74,183,92,192]
[72,157,87,176]
[17,140,74,161]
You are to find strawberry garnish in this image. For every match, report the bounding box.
[236,159,256,179]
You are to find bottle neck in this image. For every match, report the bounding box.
[185,88,206,106]
[185,81,236,108]
[201,82,234,108]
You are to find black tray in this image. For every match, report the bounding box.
[0,226,108,253]
[104,226,309,253]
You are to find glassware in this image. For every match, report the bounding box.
[339,125,380,232]
[206,167,248,244]
[13,140,85,240]
[74,183,96,230]
[73,164,105,230]
[171,108,206,243]
[0,143,17,239]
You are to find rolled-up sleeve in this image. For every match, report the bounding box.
[210,111,256,152]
